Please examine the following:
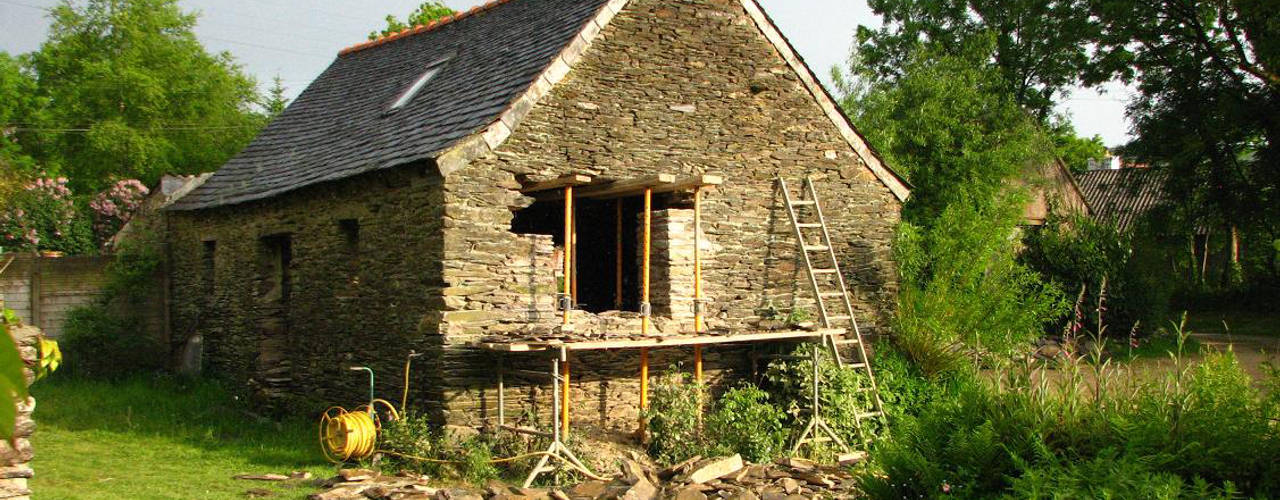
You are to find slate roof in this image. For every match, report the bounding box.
[170,0,611,210]
[1075,168,1169,231]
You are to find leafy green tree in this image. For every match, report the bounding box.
[0,53,42,175]
[369,2,456,40]
[843,39,1053,223]
[1089,0,1279,281]
[854,0,1100,121]
[841,42,1067,372]
[263,76,289,118]
[1049,122,1108,173]
[21,0,264,193]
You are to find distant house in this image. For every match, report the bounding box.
[1075,167,1170,232]
[1020,159,1090,226]
[162,0,910,427]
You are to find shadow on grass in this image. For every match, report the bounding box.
[30,374,328,470]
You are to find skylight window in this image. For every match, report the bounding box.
[389,52,455,111]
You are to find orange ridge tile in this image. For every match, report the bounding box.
[339,0,514,57]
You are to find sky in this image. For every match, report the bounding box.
[0,0,1134,146]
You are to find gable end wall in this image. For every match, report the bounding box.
[433,0,901,428]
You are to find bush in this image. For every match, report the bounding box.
[0,176,94,254]
[1021,213,1175,336]
[59,228,165,378]
[705,384,788,463]
[59,303,165,379]
[643,372,708,465]
[894,199,1068,376]
[858,341,1280,499]
[763,344,882,450]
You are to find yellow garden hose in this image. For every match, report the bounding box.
[319,399,398,463]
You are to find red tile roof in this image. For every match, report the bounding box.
[339,0,516,56]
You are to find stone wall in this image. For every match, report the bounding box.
[435,0,901,428]
[0,309,38,500]
[166,164,446,412]
[0,255,112,339]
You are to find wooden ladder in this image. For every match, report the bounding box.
[778,176,887,443]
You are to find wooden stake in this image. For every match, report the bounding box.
[563,186,573,325]
[694,346,703,384]
[641,187,651,336]
[693,187,703,334]
[561,353,570,436]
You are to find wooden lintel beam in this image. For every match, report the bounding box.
[520,174,594,193]
[578,174,676,200]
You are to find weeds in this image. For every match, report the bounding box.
[859,318,1280,499]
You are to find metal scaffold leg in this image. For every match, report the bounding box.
[790,343,852,456]
[520,348,596,488]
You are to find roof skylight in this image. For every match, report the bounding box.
[389,53,456,110]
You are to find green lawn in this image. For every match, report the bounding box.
[1184,308,1280,337]
[30,376,334,500]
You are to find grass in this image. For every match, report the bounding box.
[1184,308,1280,337]
[29,375,334,500]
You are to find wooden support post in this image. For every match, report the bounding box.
[693,187,703,334]
[560,349,570,437]
[615,199,623,310]
[572,199,578,306]
[640,347,649,410]
[694,345,703,384]
[497,354,505,427]
[641,187,652,336]
[562,186,573,324]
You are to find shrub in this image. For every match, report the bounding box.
[89,178,149,247]
[858,341,1280,499]
[643,372,708,465]
[1021,213,1175,336]
[59,228,164,379]
[763,344,882,449]
[705,384,788,463]
[60,302,165,379]
[0,176,94,254]
[894,199,1068,376]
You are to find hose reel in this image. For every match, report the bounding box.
[319,352,420,463]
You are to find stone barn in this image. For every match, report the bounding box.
[164,0,909,431]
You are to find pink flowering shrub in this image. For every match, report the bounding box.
[89,179,149,245]
[0,176,94,254]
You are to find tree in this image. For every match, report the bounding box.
[840,42,1067,371]
[369,2,456,40]
[1049,122,1108,173]
[264,76,289,118]
[0,53,42,176]
[843,38,1055,223]
[20,0,265,193]
[854,0,1100,121]
[1090,0,1279,280]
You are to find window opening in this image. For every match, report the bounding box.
[512,194,672,313]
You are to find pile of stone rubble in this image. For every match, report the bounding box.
[253,452,866,500]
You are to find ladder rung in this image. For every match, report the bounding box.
[847,362,867,369]
[790,200,816,206]
[827,315,851,320]
[803,245,829,252]
[819,292,844,298]
[796,223,822,228]
[812,269,838,274]
[856,411,883,419]
[834,338,861,345]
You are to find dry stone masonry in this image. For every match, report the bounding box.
[166,0,903,429]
